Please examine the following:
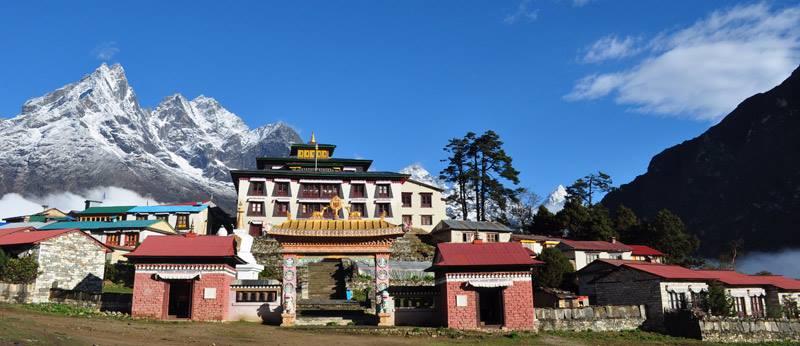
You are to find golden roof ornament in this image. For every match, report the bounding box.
[329,196,343,220]
[310,132,316,144]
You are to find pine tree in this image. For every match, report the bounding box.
[440,134,475,220]
[469,130,521,221]
[566,171,614,206]
[614,205,641,243]
[644,209,700,266]
[534,247,574,289]
[530,205,562,236]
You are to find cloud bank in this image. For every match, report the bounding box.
[737,249,800,279]
[0,187,160,220]
[567,3,800,121]
[504,0,539,24]
[92,41,120,61]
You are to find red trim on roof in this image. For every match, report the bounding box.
[559,240,632,252]
[0,227,35,238]
[628,245,665,256]
[433,242,541,267]
[126,235,237,258]
[0,228,110,252]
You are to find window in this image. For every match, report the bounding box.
[350,203,366,217]
[421,215,433,226]
[136,214,148,220]
[586,253,599,263]
[374,203,392,218]
[156,214,168,222]
[248,182,266,196]
[249,223,262,237]
[349,184,366,198]
[123,233,139,247]
[751,296,765,317]
[420,193,432,208]
[235,290,278,303]
[300,183,340,198]
[402,215,412,226]
[462,232,475,243]
[401,193,412,207]
[176,214,190,230]
[106,234,120,246]
[375,184,391,198]
[734,297,747,317]
[299,203,323,218]
[668,292,688,310]
[273,202,290,217]
[248,202,264,217]
[486,233,498,242]
[273,182,290,197]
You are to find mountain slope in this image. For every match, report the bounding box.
[0,64,300,208]
[602,65,800,256]
[542,185,567,213]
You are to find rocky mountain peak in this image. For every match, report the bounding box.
[0,63,299,208]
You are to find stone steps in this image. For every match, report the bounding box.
[294,316,356,326]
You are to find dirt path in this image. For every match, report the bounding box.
[0,306,422,346]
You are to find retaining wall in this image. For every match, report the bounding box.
[698,317,800,343]
[535,305,646,332]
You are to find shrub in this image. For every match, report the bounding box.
[0,255,39,284]
[533,248,574,289]
[702,282,733,316]
[104,261,134,287]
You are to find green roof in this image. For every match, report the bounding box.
[77,206,135,215]
[39,220,162,231]
[230,170,410,189]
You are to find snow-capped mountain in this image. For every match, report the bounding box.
[542,184,568,213]
[0,63,300,209]
[400,163,446,189]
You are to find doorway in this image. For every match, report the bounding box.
[167,280,193,319]
[477,288,504,327]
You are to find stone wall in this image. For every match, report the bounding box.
[593,267,666,329]
[33,232,106,303]
[535,305,646,332]
[0,283,35,303]
[698,317,800,343]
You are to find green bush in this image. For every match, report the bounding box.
[104,261,134,287]
[0,248,9,269]
[533,247,574,289]
[703,281,733,316]
[0,255,39,284]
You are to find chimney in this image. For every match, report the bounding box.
[84,200,92,210]
[472,239,483,244]
[611,237,617,244]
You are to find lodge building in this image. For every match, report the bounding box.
[230,134,445,234]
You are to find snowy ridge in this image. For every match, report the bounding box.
[542,184,567,213]
[0,63,300,208]
[400,163,446,189]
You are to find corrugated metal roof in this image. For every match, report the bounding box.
[77,206,135,215]
[434,220,512,233]
[126,235,239,259]
[39,220,161,230]
[127,205,207,213]
[558,240,632,252]
[628,245,665,256]
[622,263,711,280]
[0,222,49,229]
[432,242,541,267]
[0,229,107,252]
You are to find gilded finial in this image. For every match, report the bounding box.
[310,132,316,144]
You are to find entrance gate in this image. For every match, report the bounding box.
[268,217,405,326]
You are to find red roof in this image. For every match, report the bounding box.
[126,235,237,258]
[621,263,712,280]
[0,227,35,238]
[432,242,542,268]
[559,240,632,252]
[628,245,665,256]
[0,228,108,251]
[756,275,800,290]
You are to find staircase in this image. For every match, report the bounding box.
[307,260,345,300]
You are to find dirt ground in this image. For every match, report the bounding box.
[0,305,578,346]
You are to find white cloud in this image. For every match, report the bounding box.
[92,41,120,61]
[0,187,160,220]
[581,35,640,63]
[737,249,800,278]
[566,3,800,121]
[504,0,539,24]
[572,0,593,7]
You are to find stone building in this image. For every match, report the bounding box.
[430,220,513,244]
[0,227,108,303]
[556,239,632,271]
[229,134,446,235]
[427,241,541,330]
[39,220,176,263]
[126,234,244,321]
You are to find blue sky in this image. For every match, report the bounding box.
[1,1,799,199]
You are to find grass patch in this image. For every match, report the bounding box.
[16,303,130,320]
[103,280,133,294]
